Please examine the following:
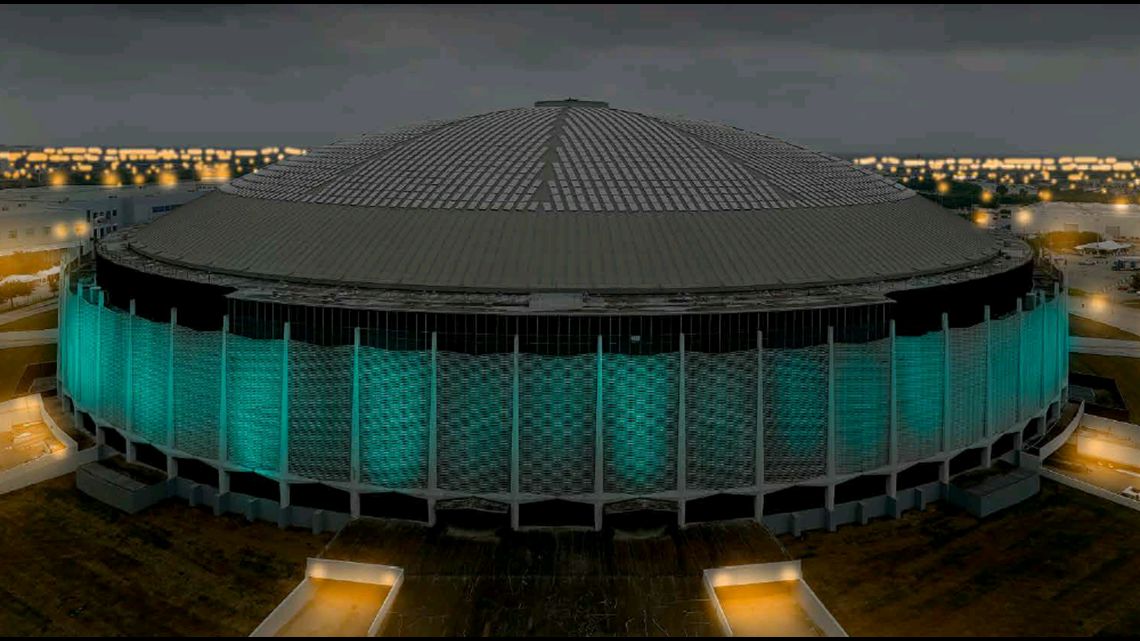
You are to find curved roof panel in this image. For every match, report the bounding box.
[130,104,1000,293]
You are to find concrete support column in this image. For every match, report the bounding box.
[219,315,228,463]
[428,331,438,526]
[511,334,520,530]
[984,305,994,439]
[942,313,951,453]
[167,307,177,450]
[1039,292,1046,409]
[755,330,765,522]
[350,492,361,519]
[76,282,84,405]
[827,326,836,479]
[594,334,604,531]
[350,328,361,486]
[95,289,103,414]
[1016,298,1024,422]
[167,455,178,481]
[678,332,687,528]
[126,299,136,433]
[279,322,290,478]
[126,439,137,463]
[889,320,898,469]
[825,484,837,532]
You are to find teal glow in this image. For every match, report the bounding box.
[359,347,431,489]
[993,314,1020,429]
[226,334,282,472]
[602,353,678,495]
[99,305,128,427]
[896,332,944,462]
[172,325,221,459]
[1021,305,1043,416]
[287,343,352,482]
[519,353,596,495]
[686,350,756,490]
[764,346,828,483]
[130,315,168,444]
[437,351,512,493]
[834,341,890,475]
[948,325,986,450]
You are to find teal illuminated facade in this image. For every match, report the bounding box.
[58,264,1069,530]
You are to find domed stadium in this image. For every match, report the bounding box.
[57,99,1068,532]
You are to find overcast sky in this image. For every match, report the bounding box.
[1,4,1137,155]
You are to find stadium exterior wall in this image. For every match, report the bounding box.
[57,270,1069,531]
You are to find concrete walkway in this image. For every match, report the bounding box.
[0,299,57,329]
[1070,336,1140,357]
[1069,294,1140,337]
[0,329,57,348]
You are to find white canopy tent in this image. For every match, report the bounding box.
[1076,239,1133,254]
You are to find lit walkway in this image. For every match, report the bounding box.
[0,299,57,329]
[1069,336,1140,357]
[0,329,57,348]
[1069,294,1140,336]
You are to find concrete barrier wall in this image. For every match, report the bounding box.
[0,446,96,496]
[1042,469,1140,513]
[1040,401,1084,460]
[702,561,848,637]
[795,580,849,637]
[1077,434,1140,468]
[248,579,317,637]
[1083,415,1140,443]
[250,559,404,637]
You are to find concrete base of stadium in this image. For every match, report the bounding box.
[60,388,1067,536]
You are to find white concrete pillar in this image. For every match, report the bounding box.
[511,334,520,530]
[755,329,764,522]
[219,315,228,463]
[594,334,604,531]
[889,320,898,468]
[167,307,177,449]
[350,327,361,485]
[126,299,136,432]
[428,331,438,493]
[1016,297,1024,422]
[279,322,290,477]
[984,305,994,439]
[942,313,950,453]
[678,332,686,528]
[827,326,836,478]
[95,289,104,414]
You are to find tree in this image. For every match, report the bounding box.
[47,272,60,293]
[0,280,34,308]
[1130,272,1140,292]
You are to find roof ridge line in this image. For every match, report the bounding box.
[297,108,524,198]
[638,111,801,203]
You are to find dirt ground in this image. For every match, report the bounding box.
[784,480,1140,637]
[0,475,331,636]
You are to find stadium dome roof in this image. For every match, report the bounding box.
[129,101,1002,293]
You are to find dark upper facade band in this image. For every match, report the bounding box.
[126,104,1001,293]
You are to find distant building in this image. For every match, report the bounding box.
[0,182,212,255]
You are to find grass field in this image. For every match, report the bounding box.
[0,476,331,636]
[784,480,1140,636]
[0,344,56,402]
[1069,314,1140,341]
[1070,353,1140,423]
[0,309,58,332]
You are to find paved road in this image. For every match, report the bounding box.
[1047,459,1140,496]
[1069,336,1140,357]
[1068,294,1140,337]
[0,329,57,348]
[0,299,57,329]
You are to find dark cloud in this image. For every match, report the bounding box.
[1,4,1137,154]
